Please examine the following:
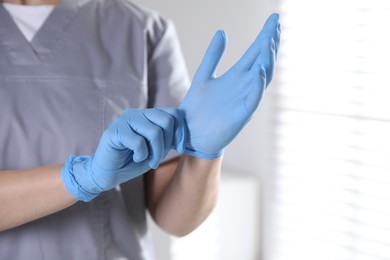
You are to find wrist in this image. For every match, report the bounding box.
[61,155,101,202]
[183,147,224,160]
[180,153,223,181]
[170,108,224,159]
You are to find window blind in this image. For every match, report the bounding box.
[264,1,390,260]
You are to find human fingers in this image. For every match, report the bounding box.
[251,38,276,87]
[192,30,227,83]
[231,13,279,72]
[111,114,150,163]
[143,109,176,160]
[244,66,267,115]
[120,111,165,169]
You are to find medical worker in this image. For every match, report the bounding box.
[0,0,280,259]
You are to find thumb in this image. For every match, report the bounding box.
[193,30,227,82]
[156,108,187,154]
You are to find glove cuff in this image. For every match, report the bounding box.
[173,110,224,159]
[183,148,224,160]
[166,108,187,154]
[160,107,224,160]
[61,155,100,202]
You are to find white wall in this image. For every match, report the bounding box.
[147,171,262,260]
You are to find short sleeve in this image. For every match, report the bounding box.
[147,18,190,108]
[146,17,190,161]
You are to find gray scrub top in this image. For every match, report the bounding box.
[0,0,190,259]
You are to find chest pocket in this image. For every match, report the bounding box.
[0,76,104,170]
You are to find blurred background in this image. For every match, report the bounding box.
[133,0,390,259]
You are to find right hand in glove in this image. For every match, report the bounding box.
[61,108,186,202]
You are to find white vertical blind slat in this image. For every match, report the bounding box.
[265,1,390,259]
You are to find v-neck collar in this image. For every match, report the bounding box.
[0,0,82,65]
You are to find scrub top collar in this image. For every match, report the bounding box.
[0,0,86,65]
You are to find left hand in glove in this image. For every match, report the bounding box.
[175,13,281,159]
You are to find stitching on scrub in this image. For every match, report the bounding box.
[100,87,106,134]
[0,75,146,89]
[32,1,79,62]
[0,44,12,64]
[35,227,47,260]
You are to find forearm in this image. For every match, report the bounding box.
[0,164,77,231]
[149,155,222,236]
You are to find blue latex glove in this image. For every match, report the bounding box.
[61,108,186,202]
[176,13,281,159]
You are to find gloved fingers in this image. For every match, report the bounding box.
[251,38,276,87]
[244,66,267,115]
[157,107,187,153]
[193,30,227,83]
[116,123,149,163]
[154,107,183,148]
[116,111,165,169]
[137,123,165,169]
[231,13,279,73]
[143,108,175,154]
[275,22,281,59]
